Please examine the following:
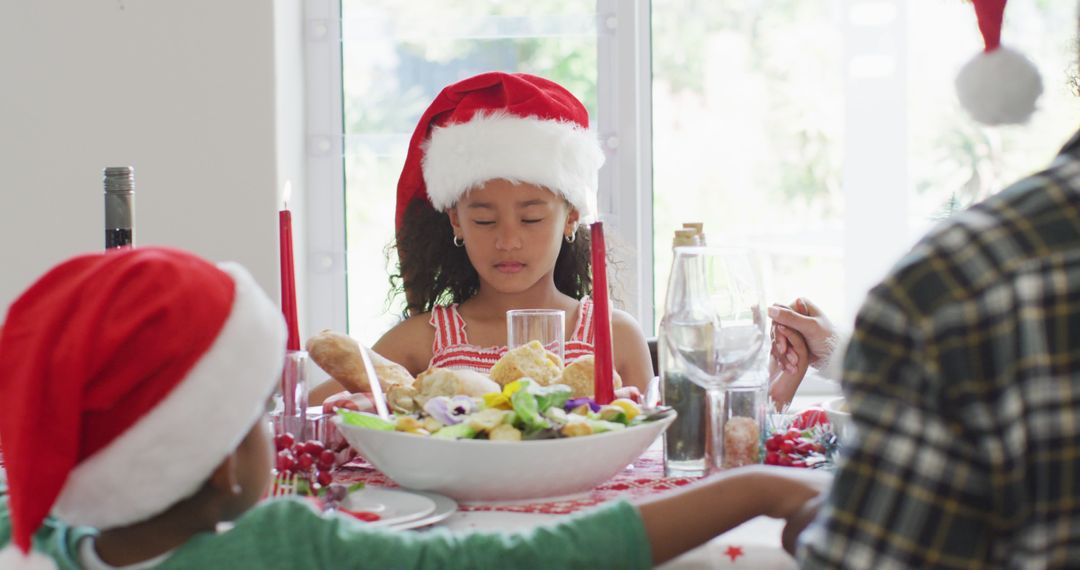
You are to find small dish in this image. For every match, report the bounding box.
[342,488,436,528]
[389,491,458,530]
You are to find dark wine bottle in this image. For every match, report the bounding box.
[103,166,135,249]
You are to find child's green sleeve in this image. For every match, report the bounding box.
[166,497,653,570]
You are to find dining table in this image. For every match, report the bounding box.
[0,391,834,568]
[334,440,801,569]
[326,389,843,568]
[0,446,796,569]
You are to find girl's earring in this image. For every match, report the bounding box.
[565,232,576,244]
[453,235,465,247]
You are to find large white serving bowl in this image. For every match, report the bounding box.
[333,413,675,502]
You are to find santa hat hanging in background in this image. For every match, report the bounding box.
[395,71,604,230]
[955,0,1044,125]
[0,247,285,568]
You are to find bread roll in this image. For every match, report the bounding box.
[414,368,500,405]
[386,384,420,414]
[558,355,623,399]
[489,340,563,387]
[306,329,414,392]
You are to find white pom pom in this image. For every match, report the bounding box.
[955,45,1043,126]
[0,545,57,570]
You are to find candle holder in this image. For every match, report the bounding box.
[271,350,310,441]
[304,407,355,468]
[718,377,767,469]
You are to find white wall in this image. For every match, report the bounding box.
[0,1,304,321]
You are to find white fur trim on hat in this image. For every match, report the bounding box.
[0,546,57,570]
[955,45,1043,126]
[422,112,604,221]
[52,263,286,529]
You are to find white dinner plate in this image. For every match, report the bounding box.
[343,488,436,528]
[389,490,458,530]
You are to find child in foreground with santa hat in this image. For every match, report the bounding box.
[0,247,822,569]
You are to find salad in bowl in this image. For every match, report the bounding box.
[332,379,675,501]
[338,378,664,441]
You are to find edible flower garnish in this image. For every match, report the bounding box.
[482,379,528,410]
[423,395,474,426]
[610,398,641,422]
[564,397,601,413]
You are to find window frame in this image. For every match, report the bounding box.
[303,0,915,339]
[303,0,348,336]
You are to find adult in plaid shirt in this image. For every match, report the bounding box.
[789,127,1080,568]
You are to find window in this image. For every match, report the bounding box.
[651,0,845,325]
[306,0,1079,347]
[651,0,1079,327]
[335,0,603,345]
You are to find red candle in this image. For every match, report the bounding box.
[279,206,300,351]
[590,222,615,405]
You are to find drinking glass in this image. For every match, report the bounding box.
[271,350,310,441]
[660,246,767,473]
[506,309,566,364]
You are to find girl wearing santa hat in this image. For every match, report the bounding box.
[0,247,822,568]
[354,71,653,397]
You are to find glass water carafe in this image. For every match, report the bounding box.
[660,246,767,474]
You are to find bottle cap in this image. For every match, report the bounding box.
[673,229,700,247]
[103,166,135,194]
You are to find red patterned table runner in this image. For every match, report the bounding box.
[333,446,700,515]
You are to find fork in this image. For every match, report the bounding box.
[358,346,391,421]
[270,472,300,497]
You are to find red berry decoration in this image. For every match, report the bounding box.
[318,450,336,470]
[316,470,333,487]
[274,433,295,452]
[297,452,315,471]
[790,408,829,430]
[275,449,296,472]
[764,411,839,469]
[300,440,326,457]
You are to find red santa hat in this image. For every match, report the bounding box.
[395,71,604,230]
[955,0,1044,125]
[0,247,285,567]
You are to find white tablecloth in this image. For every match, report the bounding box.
[429,392,840,568]
[440,510,795,569]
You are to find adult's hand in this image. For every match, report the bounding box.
[782,494,825,556]
[768,323,810,410]
[768,298,838,370]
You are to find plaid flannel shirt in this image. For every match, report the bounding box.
[799,129,1080,569]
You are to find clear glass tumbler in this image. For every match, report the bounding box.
[506,309,566,364]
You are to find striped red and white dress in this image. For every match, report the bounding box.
[428,297,596,374]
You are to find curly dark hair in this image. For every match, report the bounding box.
[389,199,593,317]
